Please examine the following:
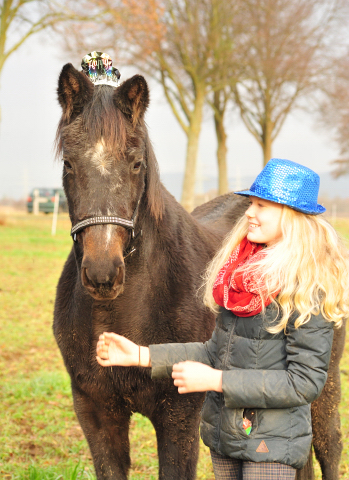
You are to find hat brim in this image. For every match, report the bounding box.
[234,190,326,215]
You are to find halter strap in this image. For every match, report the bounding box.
[71,216,134,241]
[70,199,141,244]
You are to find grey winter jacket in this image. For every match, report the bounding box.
[149,304,334,469]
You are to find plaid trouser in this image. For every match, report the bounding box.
[210,451,296,480]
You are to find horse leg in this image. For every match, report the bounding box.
[310,323,346,480]
[72,387,131,480]
[151,391,202,479]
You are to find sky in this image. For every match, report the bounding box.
[0,34,342,201]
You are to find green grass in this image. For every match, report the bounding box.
[0,212,348,479]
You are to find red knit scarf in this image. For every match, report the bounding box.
[212,237,279,317]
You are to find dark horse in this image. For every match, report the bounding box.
[54,64,345,480]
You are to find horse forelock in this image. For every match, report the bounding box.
[56,86,131,159]
[82,86,129,159]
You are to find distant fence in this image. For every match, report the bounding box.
[319,197,349,219]
[2,194,349,218]
[194,192,349,218]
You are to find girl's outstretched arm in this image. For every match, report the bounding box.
[96,332,151,367]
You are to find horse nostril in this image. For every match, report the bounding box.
[82,267,96,288]
[113,265,125,290]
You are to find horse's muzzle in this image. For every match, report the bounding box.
[81,260,125,300]
[80,225,128,300]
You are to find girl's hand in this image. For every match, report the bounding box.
[96,332,142,367]
[172,361,223,394]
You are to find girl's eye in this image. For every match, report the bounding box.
[64,160,73,170]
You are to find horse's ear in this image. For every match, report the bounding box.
[57,63,94,123]
[114,75,149,126]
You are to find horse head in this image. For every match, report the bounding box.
[56,64,163,301]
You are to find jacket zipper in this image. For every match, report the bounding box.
[222,320,236,369]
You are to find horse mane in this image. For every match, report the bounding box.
[56,85,164,221]
[144,131,165,221]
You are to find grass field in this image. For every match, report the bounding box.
[0,212,348,480]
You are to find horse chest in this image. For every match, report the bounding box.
[72,360,156,411]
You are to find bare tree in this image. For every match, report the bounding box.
[118,0,242,209]
[318,51,349,177]
[232,0,346,166]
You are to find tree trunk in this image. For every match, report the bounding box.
[262,119,273,166]
[181,89,205,212]
[212,90,229,195]
[214,109,229,195]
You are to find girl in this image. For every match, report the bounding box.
[96,158,349,480]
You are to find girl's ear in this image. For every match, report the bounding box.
[113,75,149,126]
[58,63,94,123]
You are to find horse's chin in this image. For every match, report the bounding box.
[84,283,124,301]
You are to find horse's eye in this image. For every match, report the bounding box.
[64,160,73,171]
[133,161,142,171]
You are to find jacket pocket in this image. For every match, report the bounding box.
[221,407,258,439]
[240,408,258,437]
[242,408,257,436]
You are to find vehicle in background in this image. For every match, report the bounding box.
[27,188,68,214]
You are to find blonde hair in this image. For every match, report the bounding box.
[203,206,349,333]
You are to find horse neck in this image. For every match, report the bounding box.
[136,185,220,268]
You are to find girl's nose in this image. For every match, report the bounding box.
[245,204,254,218]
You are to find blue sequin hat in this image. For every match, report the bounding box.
[234,158,326,215]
